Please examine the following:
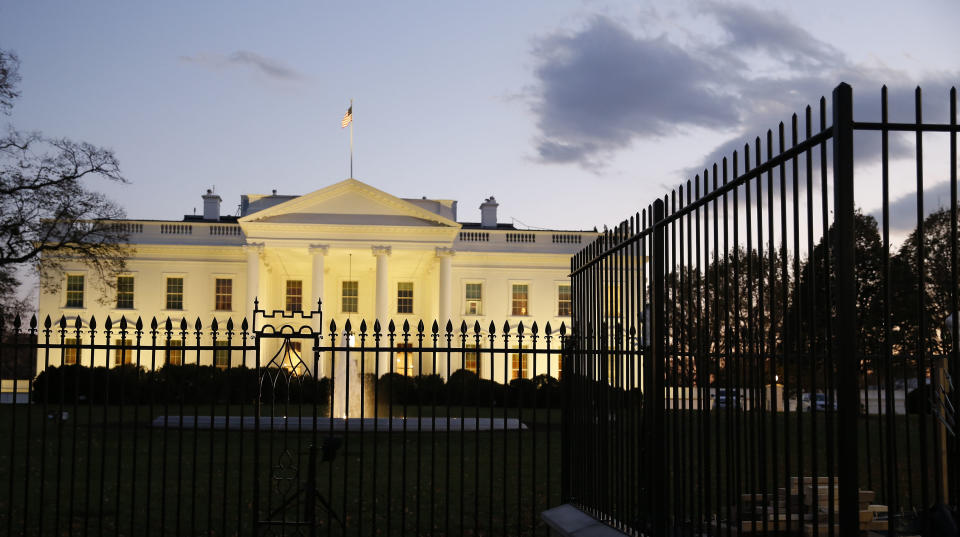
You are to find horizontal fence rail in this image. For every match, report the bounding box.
[0,304,567,536]
[567,83,960,536]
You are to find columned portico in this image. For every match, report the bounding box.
[243,242,264,325]
[372,246,391,325]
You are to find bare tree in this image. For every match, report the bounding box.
[0,49,129,314]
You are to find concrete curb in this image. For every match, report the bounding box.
[541,504,629,537]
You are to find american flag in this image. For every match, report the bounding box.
[341,105,352,128]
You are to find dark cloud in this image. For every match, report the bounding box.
[531,16,739,167]
[875,179,958,236]
[530,3,959,173]
[180,50,303,81]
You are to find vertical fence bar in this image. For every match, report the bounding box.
[831,82,859,536]
[650,198,667,536]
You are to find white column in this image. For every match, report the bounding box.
[372,246,391,325]
[436,247,454,326]
[243,243,264,329]
[436,247,455,378]
[372,245,391,378]
[309,245,329,377]
[308,245,329,312]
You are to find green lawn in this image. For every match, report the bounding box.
[0,403,563,537]
[568,407,946,533]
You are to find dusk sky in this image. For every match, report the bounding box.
[1,1,958,233]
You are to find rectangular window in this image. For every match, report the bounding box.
[215,278,232,311]
[285,280,303,312]
[66,275,84,308]
[63,338,79,365]
[465,283,482,315]
[342,281,358,313]
[464,344,478,374]
[511,352,529,380]
[166,339,183,366]
[558,284,572,316]
[395,342,415,376]
[397,282,413,314]
[166,277,184,310]
[214,341,230,369]
[511,284,529,316]
[116,276,135,309]
[114,339,133,366]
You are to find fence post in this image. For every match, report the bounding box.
[832,82,859,536]
[649,198,667,535]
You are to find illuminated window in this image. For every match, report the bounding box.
[166,339,183,366]
[511,284,528,316]
[342,281,358,313]
[214,341,230,369]
[166,277,184,310]
[511,351,529,380]
[285,280,303,312]
[397,282,413,314]
[114,339,133,366]
[464,344,478,374]
[116,276,134,309]
[65,275,84,308]
[215,278,232,311]
[465,283,482,315]
[558,284,571,316]
[63,338,79,365]
[395,343,415,376]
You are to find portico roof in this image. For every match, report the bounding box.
[238,178,460,228]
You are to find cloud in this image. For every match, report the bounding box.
[876,179,957,236]
[180,50,304,81]
[529,3,959,172]
[531,16,739,167]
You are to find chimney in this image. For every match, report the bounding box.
[480,196,498,228]
[202,189,222,221]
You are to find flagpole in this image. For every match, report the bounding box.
[349,98,354,178]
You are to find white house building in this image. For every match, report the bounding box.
[38,178,596,381]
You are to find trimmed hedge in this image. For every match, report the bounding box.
[31,364,564,408]
[32,364,331,405]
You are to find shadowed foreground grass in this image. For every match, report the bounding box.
[0,404,563,537]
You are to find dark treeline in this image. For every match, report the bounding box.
[650,206,958,387]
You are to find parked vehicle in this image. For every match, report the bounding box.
[801,393,836,411]
[713,388,741,409]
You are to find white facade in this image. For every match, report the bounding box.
[38,178,596,380]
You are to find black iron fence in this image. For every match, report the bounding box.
[568,83,959,536]
[0,303,566,536]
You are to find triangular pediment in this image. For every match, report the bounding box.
[238,178,459,228]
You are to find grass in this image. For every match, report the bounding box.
[0,402,563,537]
[568,406,947,533]
[2,396,945,536]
